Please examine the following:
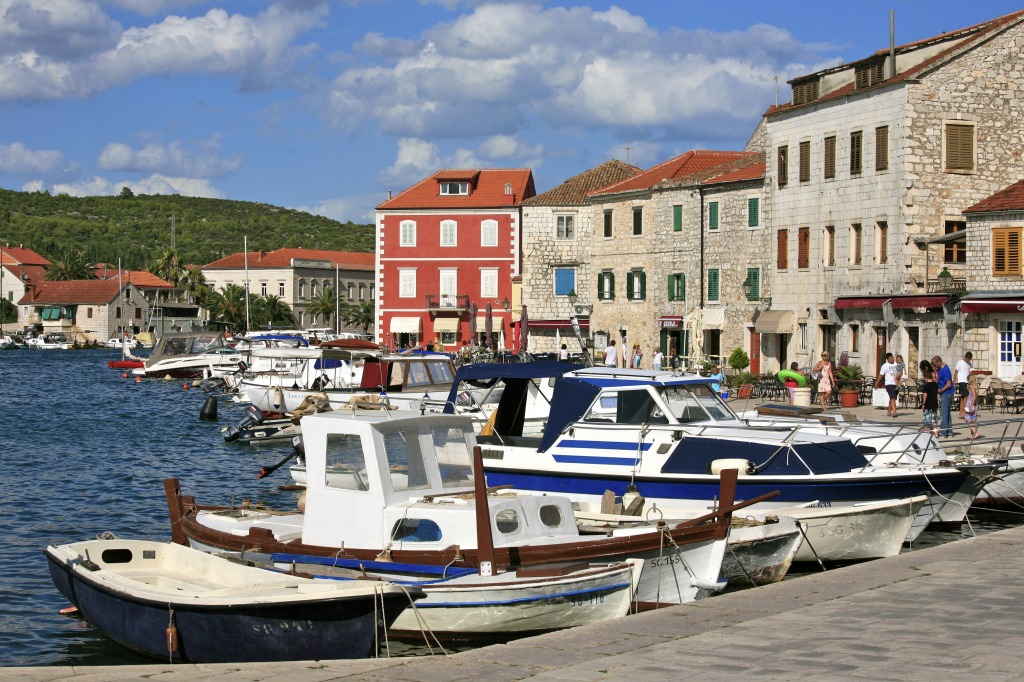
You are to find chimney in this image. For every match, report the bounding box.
[387,189,393,199]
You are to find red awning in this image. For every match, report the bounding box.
[889,295,948,309]
[961,299,1024,313]
[528,319,590,330]
[658,316,683,328]
[834,297,888,309]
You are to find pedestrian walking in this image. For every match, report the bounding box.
[921,360,940,439]
[933,356,955,437]
[956,352,974,419]
[813,352,835,410]
[603,339,618,367]
[878,352,901,417]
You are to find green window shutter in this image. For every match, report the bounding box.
[679,274,685,300]
[746,267,760,300]
[608,272,615,300]
[672,205,682,232]
[597,274,605,300]
[708,269,720,301]
[709,202,719,230]
[667,274,676,301]
[639,271,646,300]
[626,272,635,299]
[748,198,759,227]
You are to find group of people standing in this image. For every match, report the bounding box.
[600,340,666,371]
[882,351,979,439]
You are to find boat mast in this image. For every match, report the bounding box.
[244,235,251,334]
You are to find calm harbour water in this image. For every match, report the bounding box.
[0,349,1019,667]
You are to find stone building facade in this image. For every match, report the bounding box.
[763,9,1024,378]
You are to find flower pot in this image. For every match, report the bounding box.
[839,389,860,408]
[737,384,753,399]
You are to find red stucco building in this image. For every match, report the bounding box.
[375,168,535,350]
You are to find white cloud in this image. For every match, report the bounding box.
[27,172,223,197]
[295,192,382,223]
[101,0,205,16]
[0,2,325,102]
[327,4,827,143]
[0,0,122,60]
[0,141,66,173]
[98,136,242,177]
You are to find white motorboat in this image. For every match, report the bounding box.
[132,331,242,379]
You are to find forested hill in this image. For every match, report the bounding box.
[0,188,375,269]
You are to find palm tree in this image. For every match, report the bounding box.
[305,286,337,328]
[206,284,249,331]
[258,294,295,328]
[150,249,182,287]
[341,299,375,336]
[179,265,211,305]
[46,248,94,281]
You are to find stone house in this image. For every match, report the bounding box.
[763,8,1024,378]
[202,248,375,334]
[18,279,147,343]
[519,160,640,357]
[0,245,49,331]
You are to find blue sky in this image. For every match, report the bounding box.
[0,0,1019,223]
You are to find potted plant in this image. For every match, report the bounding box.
[727,348,753,398]
[836,364,864,408]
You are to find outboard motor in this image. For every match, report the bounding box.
[245,404,265,425]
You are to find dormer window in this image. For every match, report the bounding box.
[792,78,819,105]
[439,181,469,195]
[855,60,886,89]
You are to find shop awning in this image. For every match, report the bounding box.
[834,297,888,309]
[889,295,948,309]
[658,316,683,328]
[960,298,1024,313]
[701,308,724,330]
[431,317,460,332]
[389,316,421,333]
[529,319,590,330]
[754,310,795,334]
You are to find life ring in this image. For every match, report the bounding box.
[777,369,807,387]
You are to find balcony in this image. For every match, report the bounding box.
[926,278,967,294]
[425,294,470,312]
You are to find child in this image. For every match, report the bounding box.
[963,375,980,439]
[920,360,940,440]
[784,361,800,403]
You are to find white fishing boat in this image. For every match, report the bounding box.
[166,412,763,635]
[45,538,420,662]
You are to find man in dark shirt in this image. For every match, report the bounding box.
[933,356,955,437]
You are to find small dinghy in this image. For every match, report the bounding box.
[45,538,420,663]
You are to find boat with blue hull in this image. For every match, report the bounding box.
[445,366,997,540]
[45,538,418,663]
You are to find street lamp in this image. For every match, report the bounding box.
[937,267,953,292]
[741,276,771,309]
[501,297,510,311]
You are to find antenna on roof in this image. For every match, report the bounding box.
[624,146,631,165]
[774,75,779,106]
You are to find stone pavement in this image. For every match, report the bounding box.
[7,510,1024,680]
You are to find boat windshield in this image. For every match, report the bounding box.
[659,384,737,422]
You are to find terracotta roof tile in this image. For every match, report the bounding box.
[377,169,536,209]
[204,248,375,270]
[701,157,766,185]
[19,279,123,305]
[522,160,642,206]
[0,246,50,266]
[590,151,757,196]
[964,180,1024,213]
[771,9,1024,115]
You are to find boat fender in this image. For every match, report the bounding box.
[297,490,306,513]
[166,623,179,654]
[199,395,219,421]
[709,459,756,476]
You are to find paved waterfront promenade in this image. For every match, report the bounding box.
[9,401,1024,681]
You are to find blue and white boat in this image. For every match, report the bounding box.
[446,366,997,541]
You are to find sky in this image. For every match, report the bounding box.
[0,0,1021,225]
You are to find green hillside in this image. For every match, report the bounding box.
[0,188,375,269]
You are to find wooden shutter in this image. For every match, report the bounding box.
[667,274,676,301]
[708,269,720,301]
[638,271,646,300]
[626,271,635,299]
[993,228,1022,276]
[745,268,760,300]
[875,126,889,171]
[709,202,719,230]
[672,205,682,231]
[799,141,810,182]
[597,273,606,300]
[748,198,759,227]
[824,136,836,179]
[878,221,888,264]
[798,227,810,269]
[607,272,615,300]
[946,124,974,171]
[777,146,788,187]
[850,131,862,175]
[777,229,789,269]
[678,274,685,301]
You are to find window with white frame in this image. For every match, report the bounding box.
[278,281,285,297]
[440,220,458,247]
[626,269,646,300]
[556,214,575,240]
[400,220,416,246]
[554,268,575,296]
[480,268,498,299]
[399,270,416,298]
[260,282,267,296]
[439,181,469,195]
[481,219,498,246]
[347,283,355,300]
[439,269,458,308]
